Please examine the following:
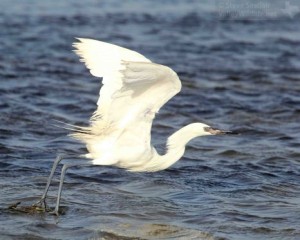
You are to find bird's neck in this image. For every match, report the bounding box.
[155,124,199,171]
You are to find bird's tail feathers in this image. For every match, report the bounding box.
[52,120,92,142]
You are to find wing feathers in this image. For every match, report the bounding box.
[73,38,151,78]
[71,38,182,144]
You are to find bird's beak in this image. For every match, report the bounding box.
[204,127,237,135]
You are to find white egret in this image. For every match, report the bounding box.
[34,38,232,215]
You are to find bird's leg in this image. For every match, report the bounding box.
[33,154,65,210]
[33,153,83,210]
[50,163,74,216]
[50,162,92,216]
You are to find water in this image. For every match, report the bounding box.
[1,0,300,239]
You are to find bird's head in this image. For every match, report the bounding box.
[189,123,234,136]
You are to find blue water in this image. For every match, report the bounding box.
[1,0,300,239]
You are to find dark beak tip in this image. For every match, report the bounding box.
[223,130,239,135]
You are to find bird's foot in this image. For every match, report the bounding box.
[32,198,49,212]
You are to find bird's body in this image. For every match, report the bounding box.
[34,38,231,215]
[69,38,202,172]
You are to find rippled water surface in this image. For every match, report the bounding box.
[1,0,300,239]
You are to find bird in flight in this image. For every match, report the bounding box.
[34,38,232,215]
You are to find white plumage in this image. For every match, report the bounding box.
[71,38,186,171]
[34,38,230,215]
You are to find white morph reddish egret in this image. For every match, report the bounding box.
[34,38,232,215]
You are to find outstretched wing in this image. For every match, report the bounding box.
[73,38,151,115]
[72,38,181,146]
